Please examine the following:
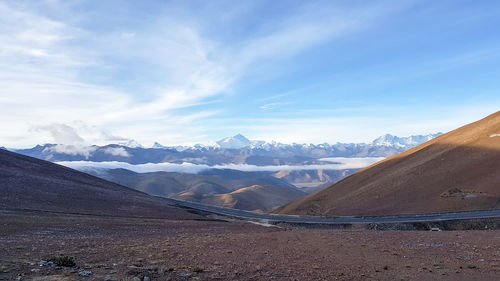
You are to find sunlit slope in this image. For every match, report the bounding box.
[277,111,500,216]
[177,184,306,212]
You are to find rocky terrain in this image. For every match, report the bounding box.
[1,210,499,281]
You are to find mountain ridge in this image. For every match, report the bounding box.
[13,133,442,165]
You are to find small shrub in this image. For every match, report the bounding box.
[48,256,76,267]
[383,265,389,270]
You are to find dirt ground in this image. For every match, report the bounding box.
[1,210,499,281]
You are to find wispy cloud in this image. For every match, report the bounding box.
[7,1,495,148]
[259,102,293,111]
[31,123,84,144]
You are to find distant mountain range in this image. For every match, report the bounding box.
[10,132,442,212]
[13,133,442,166]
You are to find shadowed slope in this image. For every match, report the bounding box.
[0,149,200,219]
[277,111,500,216]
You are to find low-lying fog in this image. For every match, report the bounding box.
[57,157,385,174]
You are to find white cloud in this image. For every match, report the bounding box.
[58,160,210,174]
[0,1,417,148]
[44,144,97,159]
[0,2,230,147]
[103,147,131,157]
[31,123,84,144]
[28,122,136,147]
[318,157,385,168]
[56,157,384,174]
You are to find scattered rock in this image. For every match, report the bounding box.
[144,277,151,281]
[39,260,56,267]
[78,270,93,276]
[132,277,141,281]
[179,273,193,278]
[128,268,142,276]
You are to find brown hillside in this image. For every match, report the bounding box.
[176,184,306,212]
[0,149,199,219]
[277,111,500,216]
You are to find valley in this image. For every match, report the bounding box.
[11,133,436,212]
[1,113,499,281]
[2,2,500,280]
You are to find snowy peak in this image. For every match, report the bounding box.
[152,142,166,149]
[115,139,143,148]
[371,133,442,147]
[216,134,251,149]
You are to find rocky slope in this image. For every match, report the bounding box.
[277,111,500,216]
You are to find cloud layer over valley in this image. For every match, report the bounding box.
[57,157,384,174]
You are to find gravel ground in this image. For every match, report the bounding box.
[1,210,499,281]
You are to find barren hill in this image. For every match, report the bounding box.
[277,111,500,216]
[176,184,306,212]
[83,168,301,211]
[0,149,199,219]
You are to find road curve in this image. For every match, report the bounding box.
[164,198,500,225]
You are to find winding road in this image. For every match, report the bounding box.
[165,198,500,225]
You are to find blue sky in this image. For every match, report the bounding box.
[1,0,500,147]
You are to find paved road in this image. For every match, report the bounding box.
[165,198,500,225]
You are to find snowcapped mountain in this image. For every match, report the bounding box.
[216,134,252,149]
[152,142,165,149]
[371,133,441,147]
[13,133,442,165]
